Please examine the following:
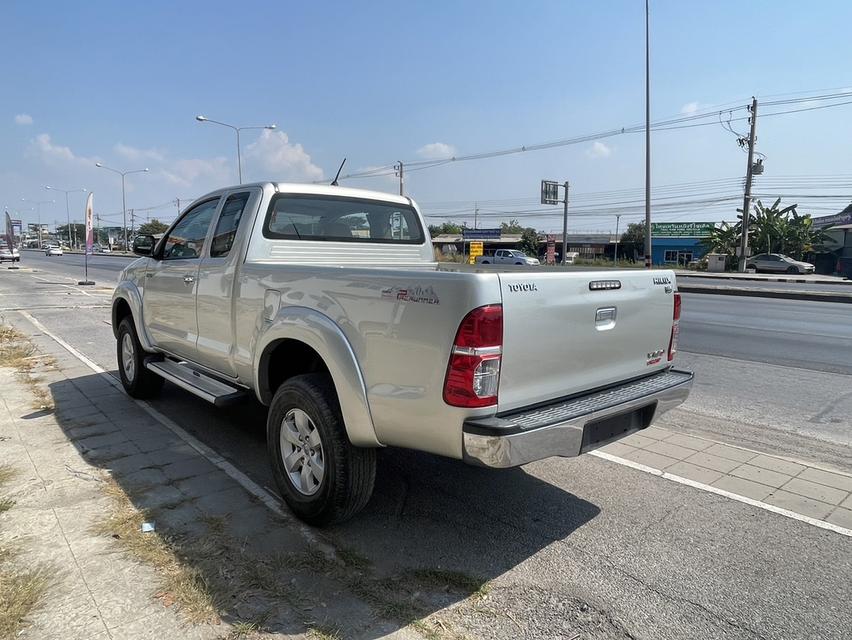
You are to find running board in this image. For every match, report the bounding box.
[145,359,248,407]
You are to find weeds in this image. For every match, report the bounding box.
[308,624,343,639]
[0,563,54,639]
[92,475,222,623]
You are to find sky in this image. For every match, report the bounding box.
[3,0,852,235]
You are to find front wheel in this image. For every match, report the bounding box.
[116,317,164,399]
[267,374,376,526]
[786,266,799,274]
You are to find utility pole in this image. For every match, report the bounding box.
[614,214,622,264]
[474,202,479,230]
[95,214,101,245]
[395,161,404,196]
[130,209,136,239]
[562,181,570,265]
[644,0,652,268]
[738,97,759,272]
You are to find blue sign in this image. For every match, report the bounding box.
[462,228,501,240]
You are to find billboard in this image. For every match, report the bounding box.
[651,222,715,238]
[462,228,501,240]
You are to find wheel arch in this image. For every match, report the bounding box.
[111,283,154,351]
[255,307,380,448]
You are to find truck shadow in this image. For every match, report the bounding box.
[45,373,599,638]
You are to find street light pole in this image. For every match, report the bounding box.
[44,186,87,248]
[195,116,277,184]
[95,164,148,251]
[644,0,652,268]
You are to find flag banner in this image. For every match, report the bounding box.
[85,193,94,254]
[5,211,13,249]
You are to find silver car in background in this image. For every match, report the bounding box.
[747,253,815,274]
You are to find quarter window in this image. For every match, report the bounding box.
[211,192,250,257]
[161,198,219,260]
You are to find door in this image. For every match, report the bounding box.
[142,197,220,357]
[195,189,258,375]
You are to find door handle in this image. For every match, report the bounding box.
[183,274,195,284]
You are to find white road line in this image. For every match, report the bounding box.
[17,309,335,556]
[589,450,852,538]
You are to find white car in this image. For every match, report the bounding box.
[45,246,63,256]
[476,249,541,265]
[0,246,20,262]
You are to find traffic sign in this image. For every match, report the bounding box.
[541,180,560,205]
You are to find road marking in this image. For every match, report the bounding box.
[590,450,852,538]
[17,309,335,557]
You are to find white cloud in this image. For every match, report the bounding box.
[243,129,323,181]
[27,133,97,167]
[14,114,33,125]
[680,102,699,115]
[586,141,611,158]
[158,157,231,189]
[114,142,165,163]
[416,142,456,160]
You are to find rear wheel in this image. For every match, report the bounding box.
[116,317,164,399]
[267,374,375,526]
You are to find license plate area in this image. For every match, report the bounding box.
[581,403,656,452]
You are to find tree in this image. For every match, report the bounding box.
[427,222,463,236]
[701,221,739,269]
[500,219,524,234]
[137,218,169,235]
[518,227,540,256]
[737,198,828,260]
[620,222,645,259]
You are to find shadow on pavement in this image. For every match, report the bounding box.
[45,372,599,638]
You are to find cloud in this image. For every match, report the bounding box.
[14,114,33,125]
[158,157,231,189]
[416,142,456,160]
[243,129,323,181]
[27,133,97,167]
[680,102,699,115]
[586,141,611,158]
[114,142,165,163]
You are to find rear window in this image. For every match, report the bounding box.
[263,194,424,244]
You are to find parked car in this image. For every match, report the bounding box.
[112,183,692,525]
[0,246,20,262]
[746,253,815,274]
[477,249,540,265]
[45,246,63,256]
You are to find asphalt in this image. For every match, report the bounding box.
[678,275,852,293]
[4,253,852,639]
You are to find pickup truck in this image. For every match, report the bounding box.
[477,248,540,265]
[112,182,693,525]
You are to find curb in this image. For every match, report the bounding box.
[679,283,852,304]
[20,248,134,259]
[676,272,851,286]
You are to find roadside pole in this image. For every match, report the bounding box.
[614,214,621,264]
[562,181,569,266]
[738,97,758,272]
[395,161,404,196]
[644,0,652,269]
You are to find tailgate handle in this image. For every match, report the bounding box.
[595,306,617,330]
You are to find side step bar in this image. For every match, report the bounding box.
[145,359,248,407]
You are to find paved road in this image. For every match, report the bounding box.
[2,259,851,639]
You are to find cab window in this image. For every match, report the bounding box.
[161,198,219,260]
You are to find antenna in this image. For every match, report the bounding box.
[331,158,347,186]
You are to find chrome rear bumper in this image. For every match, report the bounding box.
[462,368,693,468]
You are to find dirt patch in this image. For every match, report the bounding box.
[0,324,56,412]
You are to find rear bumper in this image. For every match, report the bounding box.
[462,368,693,468]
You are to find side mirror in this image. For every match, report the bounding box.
[132,234,156,256]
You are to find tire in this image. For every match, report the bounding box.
[116,317,164,399]
[481,260,490,264]
[515,261,524,265]
[267,373,376,526]
[786,266,798,274]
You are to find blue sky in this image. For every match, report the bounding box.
[3,0,852,234]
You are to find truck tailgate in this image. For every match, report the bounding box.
[497,270,677,412]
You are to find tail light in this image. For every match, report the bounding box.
[668,292,681,361]
[443,305,503,407]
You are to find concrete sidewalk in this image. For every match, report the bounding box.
[0,319,428,639]
[676,282,852,303]
[597,426,852,531]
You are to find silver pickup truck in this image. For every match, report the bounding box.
[112,182,693,525]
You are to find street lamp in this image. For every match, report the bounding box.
[195,115,276,184]
[95,163,149,251]
[21,198,54,248]
[44,186,86,248]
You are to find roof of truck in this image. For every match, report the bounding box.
[192,182,414,208]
